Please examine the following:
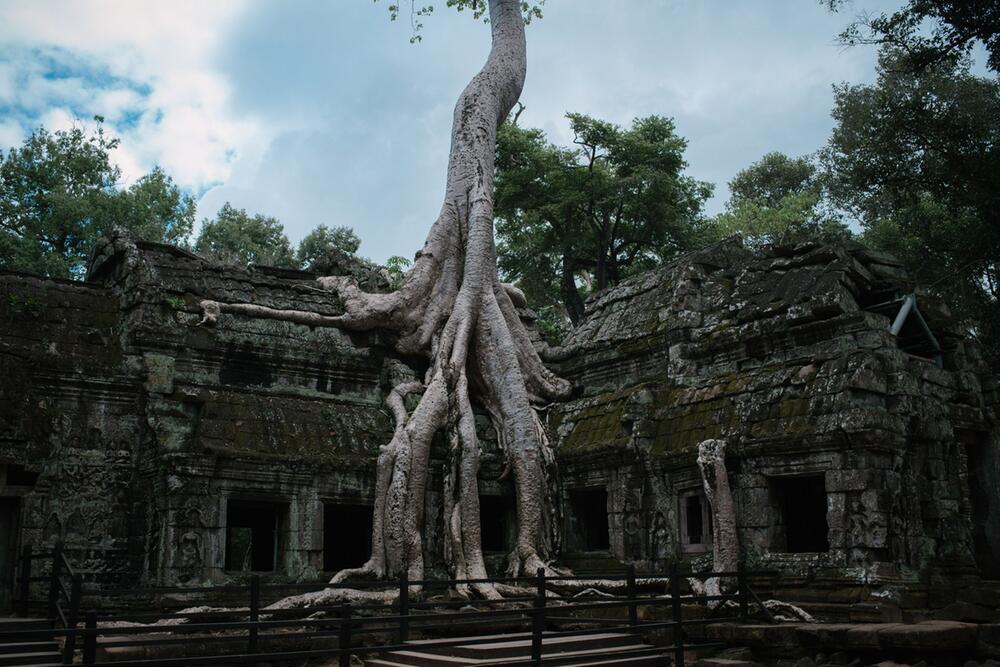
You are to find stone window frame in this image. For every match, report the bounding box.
[222,496,289,574]
[678,487,713,554]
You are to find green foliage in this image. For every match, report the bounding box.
[380,0,544,42]
[707,151,848,249]
[495,113,712,330]
[297,224,362,269]
[111,167,195,248]
[0,118,196,279]
[823,51,1000,365]
[728,152,816,208]
[385,255,412,290]
[826,0,1000,75]
[194,203,296,269]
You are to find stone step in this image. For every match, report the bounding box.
[0,619,50,634]
[443,631,639,658]
[0,644,59,656]
[0,651,63,667]
[380,642,664,666]
[365,647,667,667]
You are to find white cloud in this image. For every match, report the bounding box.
[2,0,904,262]
[0,0,262,188]
[0,119,23,151]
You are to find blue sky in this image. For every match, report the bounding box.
[0,0,920,263]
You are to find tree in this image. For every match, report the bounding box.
[708,152,848,248]
[826,0,1000,75]
[495,113,712,327]
[822,50,1000,365]
[0,119,195,278]
[197,0,569,596]
[112,167,195,249]
[728,152,816,208]
[194,203,296,268]
[296,224,362,269]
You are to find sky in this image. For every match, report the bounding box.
[0,0,913,263]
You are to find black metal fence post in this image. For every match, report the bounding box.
[338,602,352,667]
[670,564,684,667]
[249,574,260,655]
[83,610,97,664]
[531,568,545,667]
[62,574,82,664]
[626,562,638,629]
[18,544,32,616]
[737,560,748,622]
[47,541,63,626]
[399,570,409,643]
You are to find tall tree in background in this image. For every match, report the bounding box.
[194,203,296,269]
[297,223,362,269]
[823,50,1000,364]
[709,152,848,248]
[826,0,1000,75]
[495,113,711,329]
[0,118,194,278]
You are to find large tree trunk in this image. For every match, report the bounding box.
[198,0,570,597]
[560,253,586,325]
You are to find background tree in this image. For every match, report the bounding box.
[110,167,195,249]
[0,118,194,278]
[826,0,1000,75]
[194,203,296,268]
[709,152,848,248]
[495,113,712,328]
[822,50,1000,365]
[296,224,362,269]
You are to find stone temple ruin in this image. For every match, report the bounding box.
[1,232,998,621]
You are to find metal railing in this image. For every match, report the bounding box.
[13,547,764,667]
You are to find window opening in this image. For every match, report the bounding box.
[479,495,515,553]
[567,487,610,551]
[323,503,374,571]
[770,476,829,553]
[225,500,283,572]
[679,489,713,553]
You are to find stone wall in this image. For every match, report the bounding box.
[1,234,997,602]
[549,240,1000,599]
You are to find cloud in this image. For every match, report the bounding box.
[0,0,260,187]
[2,0,903,262]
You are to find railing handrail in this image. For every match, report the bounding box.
[13,543,768,667]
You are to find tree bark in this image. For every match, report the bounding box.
[560,253,586,325]
[197,0,571,596]
[697,439,738,603]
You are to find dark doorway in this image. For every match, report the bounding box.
[567,487,610,551]
[771,476,829,553]
[225,500,284,572]
[0,498,18,612]
[967,441,1000,578]
[479,495,515,553]
[323,504,373,571]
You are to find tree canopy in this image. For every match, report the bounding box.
[708,151,848,249]
[0,119,194,278]
[823,50,1000,364]
[194,203,297,269]
[827,0,1000,75]
[495,113,712,333]
[297,224,362,269]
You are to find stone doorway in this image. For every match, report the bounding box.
[566,487,610,552]
[967,438,1000,578]
[323,503,373,572]
[0,497,19,613]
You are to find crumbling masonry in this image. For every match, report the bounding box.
[1,234,998,614]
